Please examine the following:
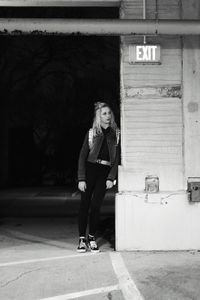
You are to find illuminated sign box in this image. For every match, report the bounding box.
[129,45,161,64]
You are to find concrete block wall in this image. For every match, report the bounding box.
[119,5,183,191]
[116,0,200,250]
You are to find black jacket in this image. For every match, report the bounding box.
[78,127,120,182]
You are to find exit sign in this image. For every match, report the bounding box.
[129,45,161,64]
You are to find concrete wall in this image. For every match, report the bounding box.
[182,0,200,186]
[116,192,200,250]
[183,37,200,185]
[119,1,183,192]
[117,0,200,250]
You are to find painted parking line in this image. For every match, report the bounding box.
[39,285,119,300]
[110,252,144,300]
[0,252,106,267]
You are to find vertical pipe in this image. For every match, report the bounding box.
[155,0,158,20]
[143,0,146,19]
[143,0,146,43]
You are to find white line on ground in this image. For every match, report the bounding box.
[110,252,144,300]
[0,252,105,267]
[39,285,119,300]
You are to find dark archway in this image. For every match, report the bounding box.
[0,7,120,188]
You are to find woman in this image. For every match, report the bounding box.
[77,102,120,253]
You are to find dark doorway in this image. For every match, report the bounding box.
[0,8,120,188]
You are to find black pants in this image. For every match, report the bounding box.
[78,162,110,237]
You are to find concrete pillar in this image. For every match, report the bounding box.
[182,0,200,185]
[116,0,200,251]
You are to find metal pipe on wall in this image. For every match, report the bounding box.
[0,0,120,6]
[0,19,200,35]
[143,0,146,20]
[143,0,146,43]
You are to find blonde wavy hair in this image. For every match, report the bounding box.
[92,102,118,136]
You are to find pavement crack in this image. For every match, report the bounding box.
[0,268,41,288]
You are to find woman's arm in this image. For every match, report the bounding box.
[107,143,120,182]
[78,131,89,182]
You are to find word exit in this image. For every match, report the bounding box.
[129,45,161,64]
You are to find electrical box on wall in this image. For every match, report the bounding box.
[187,178,200,202]
[145,175,159,193]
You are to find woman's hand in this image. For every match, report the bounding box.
[78,181,87,192]
[106,180,113,189]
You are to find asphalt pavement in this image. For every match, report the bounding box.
[0,186,115,217]
[1,187,200,300]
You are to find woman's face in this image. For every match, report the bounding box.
[100,106,112,126]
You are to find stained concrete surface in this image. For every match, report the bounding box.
[1,188,200,300]
[122,251,200,300]
[79,290,124,300]
[1,252,118,300]
[0,217,119,300]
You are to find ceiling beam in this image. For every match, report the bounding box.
[0,19,200,35]
[0,0,120,7]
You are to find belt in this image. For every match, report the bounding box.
[96,159,111,166]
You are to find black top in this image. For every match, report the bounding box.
[97,127,110,161]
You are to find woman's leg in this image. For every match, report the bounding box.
[89,165,110,236]
[78,163,96,236]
